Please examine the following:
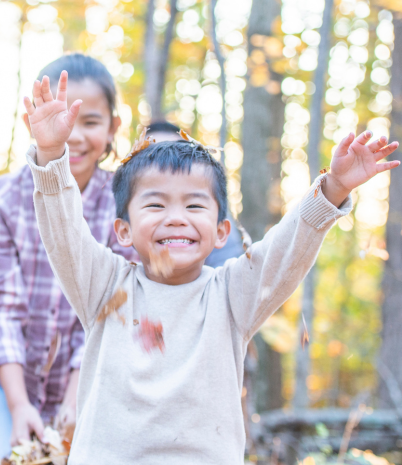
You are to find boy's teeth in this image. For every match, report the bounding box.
[160,239,193,244]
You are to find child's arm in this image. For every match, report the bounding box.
[0,364,44,444]
[24,72,126,330]
[224,132,399,341]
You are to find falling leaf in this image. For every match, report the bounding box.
[149,246,175,278]
[236,222,253,265]
[137,316,165,354]
[120,127,156,164]
[301,312,310,350]
[43,330,61,374]
[97,288,128,324]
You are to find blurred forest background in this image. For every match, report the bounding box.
[1,0,402,463]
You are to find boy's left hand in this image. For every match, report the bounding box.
[323,130,400,207]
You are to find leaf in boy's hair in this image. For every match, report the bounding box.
[120,127,155,164]
[97,288,128,325]
[137,316,165,354]
[148,246,175,278]
[43,330,61,373]
[301,312,310,350]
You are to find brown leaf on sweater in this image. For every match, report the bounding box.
[43,330,61,373]
[149,246,175,278]
[314,171,328,198]
[97,288,128,324]
[301,312,309,350]
[138,316,165,354]
[121,127,156,164]
[319,166,330,175]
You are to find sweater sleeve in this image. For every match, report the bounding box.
[26,144,126,331]
[223,175,353,342]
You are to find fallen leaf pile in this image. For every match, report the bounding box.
[97,287,128,325]
[148,246,175,278]
[137,317,165,354]
[2,426,70,465]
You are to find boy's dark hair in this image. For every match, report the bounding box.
[147,121,180,135]
[37,53,116,118]
[112,141,228,223]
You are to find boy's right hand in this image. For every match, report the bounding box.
[23,71,82,167]
[10,402,44,445]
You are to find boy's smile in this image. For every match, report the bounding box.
[114,165,230,285]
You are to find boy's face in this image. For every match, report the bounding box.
[114,165,231,284]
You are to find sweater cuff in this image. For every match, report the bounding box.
[300,174,353,229]
[26,144,73,194]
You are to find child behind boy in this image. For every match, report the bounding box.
[23,72,399,464]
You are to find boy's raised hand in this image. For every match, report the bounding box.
[23,71,82,167]
[323,131,400,207]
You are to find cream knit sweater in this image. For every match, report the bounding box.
[26,145,352,465]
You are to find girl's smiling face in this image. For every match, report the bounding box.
[61,79,120,191]
[24,78,120,191]
[114,165,231,285]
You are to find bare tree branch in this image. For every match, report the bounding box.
[210,0,226,158]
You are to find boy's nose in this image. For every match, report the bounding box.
[164,208,189,227]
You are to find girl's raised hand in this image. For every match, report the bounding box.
[322,131,400,207]
[23,71,82,167]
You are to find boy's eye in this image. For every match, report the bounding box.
[147,204,164,208]
[187,204,205,209]
[85,121,100,126]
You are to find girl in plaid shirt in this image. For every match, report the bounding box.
[0,54,137,456]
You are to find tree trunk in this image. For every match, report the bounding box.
[211,0,227,155]
[379,15,402,409]
[144,0,178,121]
[292,0,334,409]
[241,0,284,412]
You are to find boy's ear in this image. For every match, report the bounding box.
[214,219,231,250]
[108,116,121,143]
[22,113,32,136]
[114,217,133,248]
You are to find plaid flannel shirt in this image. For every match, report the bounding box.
[0,164,136,419]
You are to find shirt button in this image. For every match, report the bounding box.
[45,346,50,351]
[51,309,56,315]
[40,377,45,383]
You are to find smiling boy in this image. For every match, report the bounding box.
[23,73,399,464]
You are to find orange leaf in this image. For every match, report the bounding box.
[149,246,175,278]
[121,127,156,164]
[43,330,61,373]
[97,288,128,324]
[301,312,310,350]
[138,316,165,354]
[237,222,253,264]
